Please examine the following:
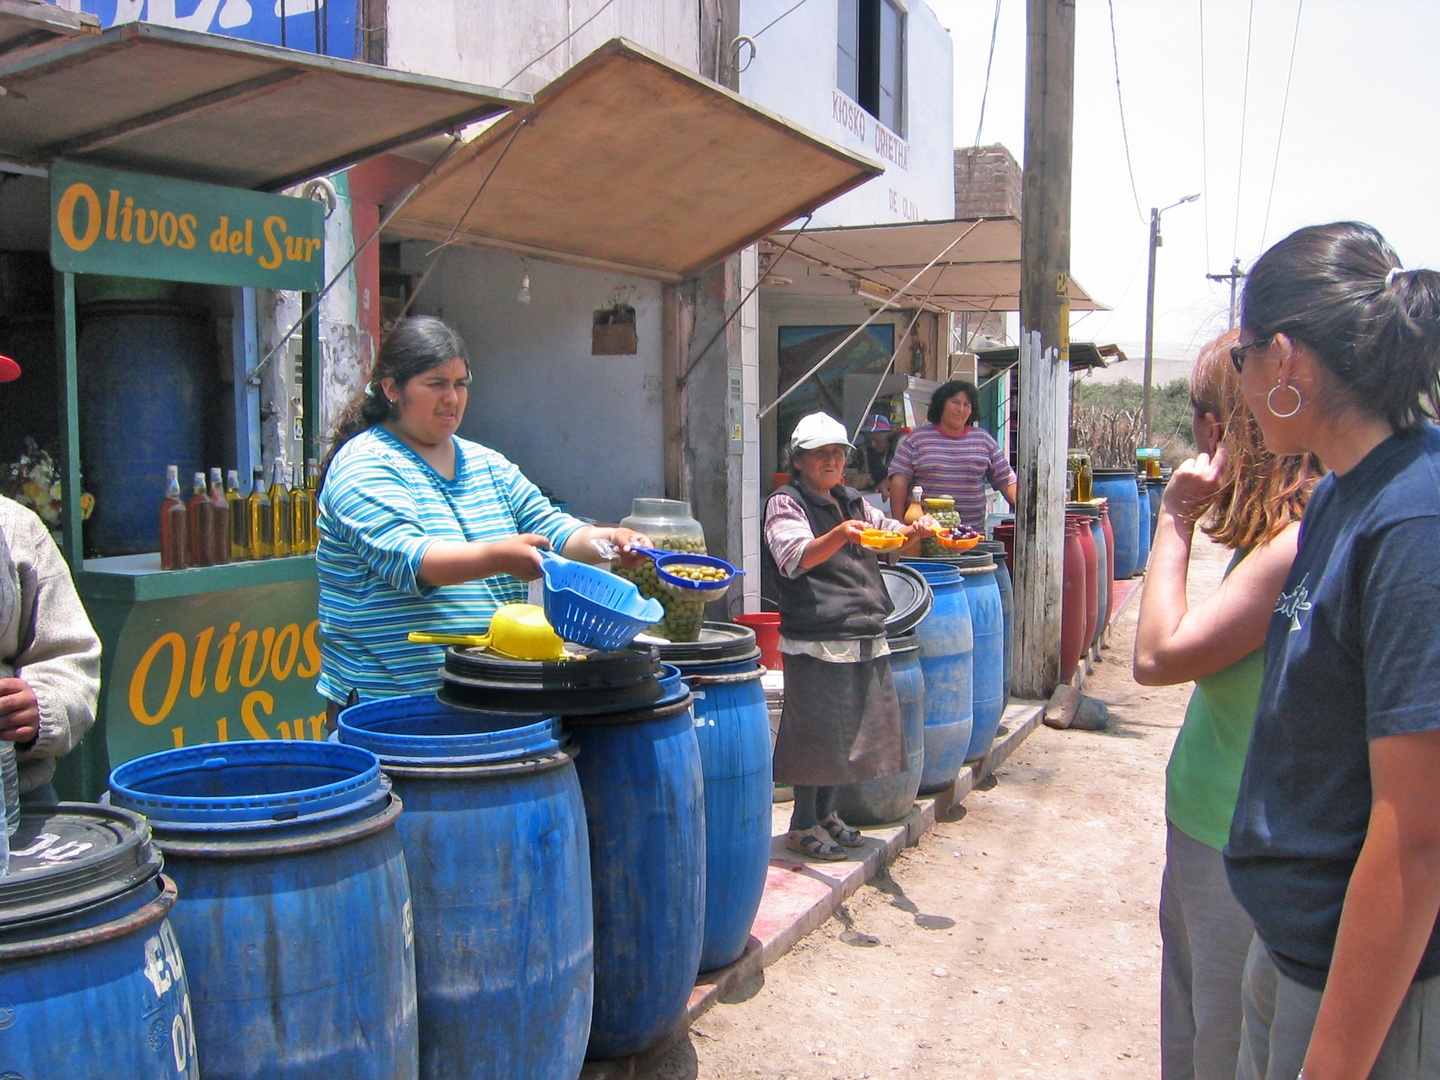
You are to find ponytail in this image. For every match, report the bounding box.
[1243,222,1440,431]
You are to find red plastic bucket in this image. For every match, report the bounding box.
[734,612,782,671]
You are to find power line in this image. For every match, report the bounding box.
[957,0,1004,201]
[750,0,812,42]
[1231,0,1257,262]
[504,0,621,88]
[1197,0,1212,270]
[973,0,1003,149]
[1260,0,1304,251]
[956,0,1002,204]
[1105,0,1145,224]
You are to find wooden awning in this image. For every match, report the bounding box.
[765,217,1105,313]
[387,38,884,282]
[0,0,97,68]
[0,20,527,191]
[976,342,1127,373]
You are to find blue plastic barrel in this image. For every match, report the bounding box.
[108,742,417,1080]
[955,553,1005,762]
[338,697,592,1080]
[900,560,973,795]
[78,302,214,556]
[1148,478,1165,541]
[1093,469,1141,579]
[565,693,705,1060]
[657,637,772,975]
[0,804,198,1078]
[977,541,1014,702]
[1134,476,1152,575]
[833,632,925,825]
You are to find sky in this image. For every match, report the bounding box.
[926,0,1440,368]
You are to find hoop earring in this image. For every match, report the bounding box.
[1268,381,1302,419]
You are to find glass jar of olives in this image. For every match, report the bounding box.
[614,498,708,641]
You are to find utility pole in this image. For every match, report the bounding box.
[1141,193,1199,444]
[1142,207,1159,446]
[1013,0,1075,699]
[1207,258,1245,330]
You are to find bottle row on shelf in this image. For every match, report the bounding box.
[159,459,319,570]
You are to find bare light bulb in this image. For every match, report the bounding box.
[517,271,531,305]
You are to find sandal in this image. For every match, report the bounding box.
[786,825,847,861]
[820,812,864,848]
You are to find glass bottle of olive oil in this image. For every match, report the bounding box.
[208,467,231,566]
[268,460,292,558]
[226,470,247,561]
[159,465,188,570]
[187,472,214,568]
[246,466,272,559]
[290,463,313,554]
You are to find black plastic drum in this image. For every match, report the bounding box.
[439,644,662,715]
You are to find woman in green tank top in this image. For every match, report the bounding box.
[1134,331,1319,1080]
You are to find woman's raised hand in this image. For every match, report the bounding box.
[1163,444,1228,524]
[904,514,938,539]
[486,534,552,580]
[833,519,869,545]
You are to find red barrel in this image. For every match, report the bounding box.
[1097,502,1116,635]
[1060,522,1087,684]
[992,520,1015,570]
[734,612,782,671]
[1066,512,1099,652]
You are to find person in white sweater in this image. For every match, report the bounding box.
[0,353,100,802]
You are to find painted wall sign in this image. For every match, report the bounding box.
[93,579,328,765]
[61,0,358,59]
[51,161,325,291]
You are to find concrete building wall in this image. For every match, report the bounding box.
[739,0,955,226]
[384,0,699,92]
[398,243,666,525]
[954,144,1023,221]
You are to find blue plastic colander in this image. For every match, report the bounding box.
[538,550,665,650]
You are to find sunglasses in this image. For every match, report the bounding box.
[1230,336,1274,374]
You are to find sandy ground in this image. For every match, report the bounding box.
[636,536,1231,1080]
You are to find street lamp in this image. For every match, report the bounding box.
[1142,193,1201,445]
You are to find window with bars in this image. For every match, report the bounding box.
[837,0,905,135]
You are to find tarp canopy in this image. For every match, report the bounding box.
[0,18,527,191]
[764,217,1104,313]
[387,38,884,282]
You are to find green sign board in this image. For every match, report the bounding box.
[50,160,325,291]
[87,576,328,768]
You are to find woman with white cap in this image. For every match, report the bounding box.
[762,412,932,860]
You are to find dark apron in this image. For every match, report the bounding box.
[772,651,904,786]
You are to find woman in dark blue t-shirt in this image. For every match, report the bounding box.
[1224,222,1440,1080]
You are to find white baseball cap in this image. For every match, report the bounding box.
[789,412,853,451]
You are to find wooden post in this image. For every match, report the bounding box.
[1013,0,1075,698]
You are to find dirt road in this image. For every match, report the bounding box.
[638,537,1231,1080]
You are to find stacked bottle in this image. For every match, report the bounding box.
[158,460,315,567]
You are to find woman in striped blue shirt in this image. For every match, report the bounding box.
[315,317,650,714]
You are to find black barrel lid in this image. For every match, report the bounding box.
[949,550,994,570]
[975,540,1007,562]
[444,643,659,685]
[1092,467,1138,479]
[887,631,920,654]
[881,563,932,637]
[440,643,661,715]
[0,803,162,928]
[652,622,756,663]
